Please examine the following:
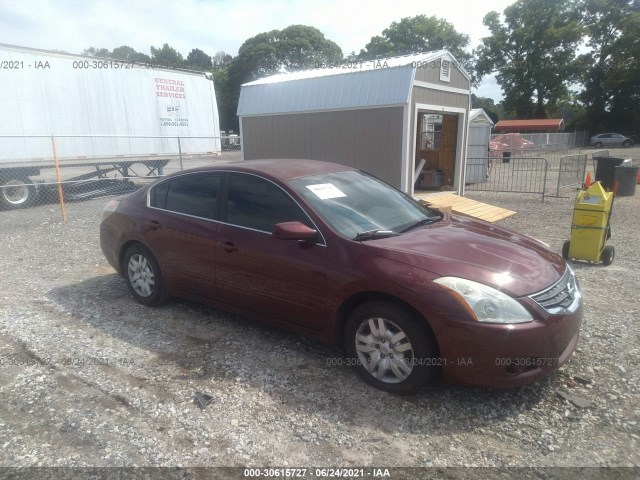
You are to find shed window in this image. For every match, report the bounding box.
[420,114,443,150]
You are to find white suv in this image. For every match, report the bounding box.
[590,133,633,148]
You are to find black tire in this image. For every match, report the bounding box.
[594,142,603,149]
[122,243,169,306]
[0,176,37,210]
[562,240,570,260]
[602,245,615,266]
[622,140,632,148]
[345,301,437,394]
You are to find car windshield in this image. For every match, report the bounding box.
[289,170,441,240]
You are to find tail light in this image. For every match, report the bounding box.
[102,199,120,220]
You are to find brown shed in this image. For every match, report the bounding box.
[237,51,471,195]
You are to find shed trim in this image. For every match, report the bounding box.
[412,103,467,196]
[239,113,245,160]
[237,102,409,118]
[413,80,470,95]
[401,103,409,192]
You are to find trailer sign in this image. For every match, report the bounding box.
[155,77,186,99]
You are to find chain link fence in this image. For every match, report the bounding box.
[516,131,589,151]
[489,131,588,153]
[0,135,240,217]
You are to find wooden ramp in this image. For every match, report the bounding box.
[414,193,516,223]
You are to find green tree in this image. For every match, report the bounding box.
[111,45,151,63]
[82,47,111,58]
[217,25,343,131]
[211,51,234,132]
[186,48,213,71]
[150,43,184,68]
[475,0,583,118]
[578,0,640,133]
[358,15,473,78]
[471,94,501,123]
[212,51,233,70]
[277,25,342,70]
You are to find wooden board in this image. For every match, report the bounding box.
[414,193,516,223]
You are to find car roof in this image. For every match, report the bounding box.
[173,159,356,182]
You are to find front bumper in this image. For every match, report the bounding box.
[436,299,584,388]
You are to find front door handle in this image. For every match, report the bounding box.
[222,241,238,253]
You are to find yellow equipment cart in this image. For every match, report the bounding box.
[562,181,615,265]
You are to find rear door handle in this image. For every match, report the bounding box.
[144,220,163,230]
[222,241,238,253]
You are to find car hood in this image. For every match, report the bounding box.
[363,215,565,297]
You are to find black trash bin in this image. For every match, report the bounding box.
[502,151,511,163]
[615,165,638,196]
[593,156,626,191]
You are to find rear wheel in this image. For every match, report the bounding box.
[123,243,169,306]
[602,245,615,266]
[594,142,603,149]
[0,176,36,210]
[345,301,437,394]
[562,240,570,259]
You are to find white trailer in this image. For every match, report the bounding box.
[0,43,221,208]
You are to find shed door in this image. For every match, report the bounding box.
[415,112,458,189]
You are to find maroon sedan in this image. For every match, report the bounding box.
[100,159,583,393]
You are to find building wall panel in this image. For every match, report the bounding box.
[242,106,404,188]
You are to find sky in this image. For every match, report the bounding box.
[1,0,516,101]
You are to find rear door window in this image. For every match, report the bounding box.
[151,173,222,220]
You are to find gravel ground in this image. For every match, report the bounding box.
[0,175,639,475]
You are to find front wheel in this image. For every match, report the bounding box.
[622,140,632,148]
[0,176,36,210]
[602,245,615,266]
[562,240,570,260]
[123,243,169,306]
[345,301,437,394]
[593,142,603,149]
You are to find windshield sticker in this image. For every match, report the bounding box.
[306,183,347,200]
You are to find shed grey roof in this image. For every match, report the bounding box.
[237,50,467,116]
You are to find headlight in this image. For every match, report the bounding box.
[529,236,550,249]
[434,277,533,324]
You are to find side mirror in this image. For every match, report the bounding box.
[273,222,317,241]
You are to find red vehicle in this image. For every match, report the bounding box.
[100,159,583,393]
[489,133,536,158]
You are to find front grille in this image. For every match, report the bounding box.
[530,267,581,314]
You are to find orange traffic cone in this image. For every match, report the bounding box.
[584,172,592,189]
